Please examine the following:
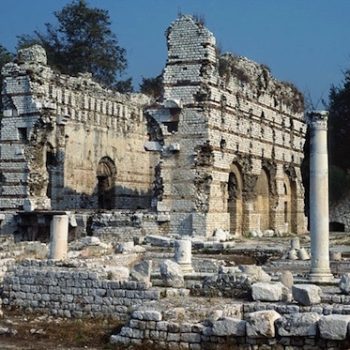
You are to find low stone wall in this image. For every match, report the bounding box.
[1,260,160,320]
[111,309,350,349]
[90,211,169,241]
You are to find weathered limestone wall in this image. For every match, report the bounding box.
[0,46,157,212]
[152,16,307,237]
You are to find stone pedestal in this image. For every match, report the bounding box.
[174,239,193,273]
[307,111,333,282]
[49,215,68,260]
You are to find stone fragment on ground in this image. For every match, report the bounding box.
[115,241,146,254]
[276,312,320,337]
[246,310,281,338]
[105,266,130,280]
[130,260,152,284]
[292,284,321,305]
[159,259,185,288]
[251,282,284,302]
[239,265,271,282]
[279,270,294,289]
[144,235,173,247]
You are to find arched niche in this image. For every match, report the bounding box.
[96,157,116,209]
[227,164,244,235]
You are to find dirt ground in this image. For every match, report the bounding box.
[0,309,123,350]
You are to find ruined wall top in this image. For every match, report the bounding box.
[17,45,47,65]
[1,45,150,132]
[163,15,304,116]
[166,15,217,63]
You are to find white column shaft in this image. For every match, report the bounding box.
[49,215,68,260]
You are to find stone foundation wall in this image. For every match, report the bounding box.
[111,308,350,349]
[1,260,160,320]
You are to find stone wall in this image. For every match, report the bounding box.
[1,260,160,320]
[0,45,157,212]
[149,15,307,237]
[111,307,350,349]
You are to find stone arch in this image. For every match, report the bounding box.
[254,168,271,231]
[97,157,116,209]
[227,164,244,235]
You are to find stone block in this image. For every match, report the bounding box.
[279,270,294,289]
[251,282,284,302]
[160,260,185,288]
[292,284,321,305]
[276,312,320,337]
[246,310,281,338]
[319,314,350,340]
[132,310,162,321]
[130,260,152,284]
[211,317,246,336]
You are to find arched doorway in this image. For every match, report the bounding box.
[254,168,270,231]
[227,165,243,235]
[45,143,58,200]
[97,157,116,209]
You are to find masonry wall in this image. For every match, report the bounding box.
[0,46,157,212]
[2,260,160,320]
[151,16,307,237]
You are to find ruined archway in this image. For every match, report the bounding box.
[254,168,270,231]
[97,157,116,209]
[45,143,58,200]
[227,164,244,235]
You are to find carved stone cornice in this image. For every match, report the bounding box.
[306,110,328,130]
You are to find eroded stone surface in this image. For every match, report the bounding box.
[246,310,281,338]
[318,314,350,340]
[276,312,320,337]
[292,284,321,305]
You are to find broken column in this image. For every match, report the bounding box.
[174,239,193,273]
[49,214,69,260]
[307,111,333,282]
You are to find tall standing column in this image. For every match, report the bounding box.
[307,111,333,282]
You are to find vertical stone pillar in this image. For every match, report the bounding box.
[307,111,333,282]
[174,239,193,273]
[49,215,69,260]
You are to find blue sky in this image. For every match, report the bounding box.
[1,0,350,105]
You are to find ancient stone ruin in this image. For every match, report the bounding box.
[0,15,306,239]
[1,15,350,350]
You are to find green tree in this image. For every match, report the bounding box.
[328,70,350,170]
[17,0,131,90]
[139,74,163,99]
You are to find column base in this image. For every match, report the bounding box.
[309,272,334,283]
